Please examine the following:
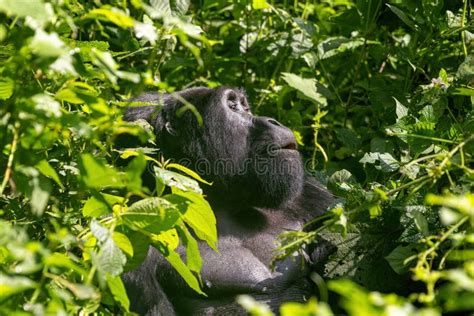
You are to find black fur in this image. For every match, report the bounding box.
[122,87,334,315]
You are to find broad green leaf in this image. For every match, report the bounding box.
[177,225,202,273]
[154,228,180,251]
[122,197,181,233]
[0,274,36,299]
[252,0,270,10]
[29,30,66,58]
[359,152,399,172]
[44,253,87,276]
[385,245,417,274]
[0,0,52,24]
[124,230,151,271]
[83,193,123,218]
[35,159,63,189]
[281,73,327,107]
[154,166,202,194]
[167,163,212,185]
[113,232,134,257]
[106,274,130,312]
[456,55,474,81]
[30,176,52,216]
[125,153,147,193]
[78,154,124,188]
[165,190,217,251]
[32,94,62,118]
[393,97,408,121]
[426,193,474,214]
[172,0,191,15]
[83,7,134,28]
[0,77,13,100]
[157,245,204,295]
[91,221,126,276]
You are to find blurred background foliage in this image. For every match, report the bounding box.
[0,0,473,315]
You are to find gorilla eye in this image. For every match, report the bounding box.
[228,100,238,111]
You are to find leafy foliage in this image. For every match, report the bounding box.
[0,0,473,315]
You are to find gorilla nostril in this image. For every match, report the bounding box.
[267,118,282,127]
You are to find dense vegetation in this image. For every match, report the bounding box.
[0,0,473,315]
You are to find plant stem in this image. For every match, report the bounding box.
[0,124,19,196]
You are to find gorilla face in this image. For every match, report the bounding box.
[126,87,304,208]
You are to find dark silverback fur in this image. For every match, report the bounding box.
[122,87,334,315]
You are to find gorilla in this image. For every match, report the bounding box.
[122,87,334,315]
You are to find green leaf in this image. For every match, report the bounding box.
[0,273,37,299]
[393,97,408,122]
[385,245,417,274]
[82,193,123,218]
[125,153,147,193]
[78,154,124,189]
[157,245,204,295]
[44,253,87,276]
[35,160,63,189]
[106,274,130,312]
[386,4,417,30]
[30,175,52,216]
[122,197,181,233]
[281,73,327,107]
[252,0,270,10]
[165,190,217,251]
[0,77,13,100]
[167,163,212,185]
[0,0,52,24]
[359,152,399,172]
[113,232,134,257]
[91,221,126,276]
[456,55,474,81]
[29,30,66,58]
[83,7,135,28]
[177,225,202,273]
[154,166,203,194]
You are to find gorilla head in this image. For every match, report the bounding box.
[124,87,304,208]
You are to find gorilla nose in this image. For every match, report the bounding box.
[255,116,298,151]
[266,118,283,127]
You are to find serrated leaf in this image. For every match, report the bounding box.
[123,197,181,233]
[164,190,217,251]
[91,221,126,276]
[171,0,191,15]
[281,72,327,107]
[154,166,202,194]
